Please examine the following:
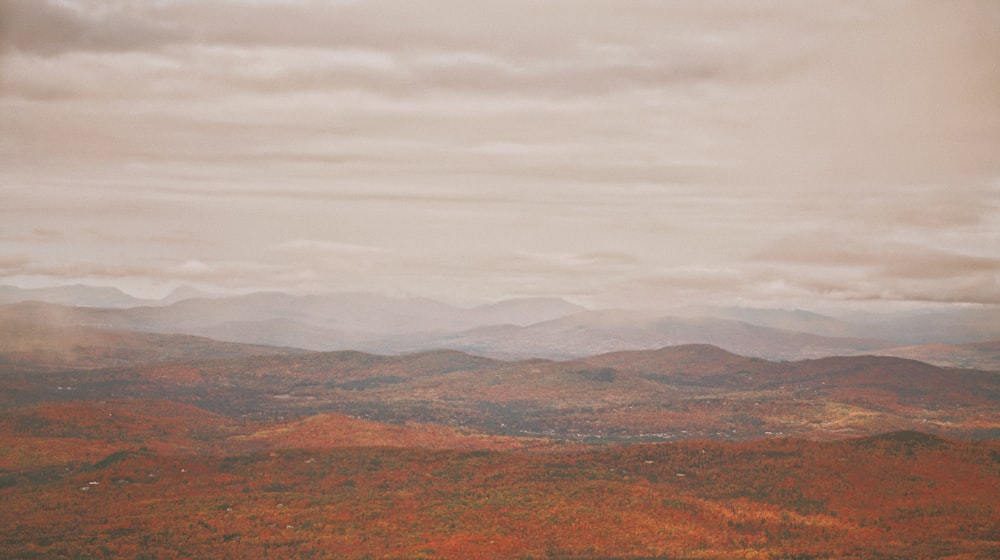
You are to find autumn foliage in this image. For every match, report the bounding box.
[1,398,997,559]
[1,337,997,558]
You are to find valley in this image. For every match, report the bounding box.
[0,290,998,558]
[1,402,996,559]
[3,343,995,442]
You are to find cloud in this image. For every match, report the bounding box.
[1,1,996,309]
[793,185,1000,236]
[13,257,285,291]
[754,269,1000,306]
[491,251,642,276]
[0,0,803,101]
[0,0,180,55]
[268,239,391,273]
[270,239,388,255]
[754,234,1000,278]
[751,234,1000,304]
[0,228,63,243]
[170,260,212,277]
[736,0,1000,188]
[0,253,31,273]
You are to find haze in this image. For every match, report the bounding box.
[2,0,998,311]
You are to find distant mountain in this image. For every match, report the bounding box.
[0,300,892,361]
[685,306,859,338]
[183,318,380,351]
[0,284,237,308]
[467,297,586,327]
[0,303,304,371]
[156,292,578,335]
[4,284,1000,346]
[0,293,587,353]
[872,339,1000,371]
[681,304,1000,346]
[0,284,150,308]
[835,306,1000,344]
[572,344,995,404]
[5,289,1000,362]
[411,310,891,361]
[158,285,226,305]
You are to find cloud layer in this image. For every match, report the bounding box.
[1,0,998,308]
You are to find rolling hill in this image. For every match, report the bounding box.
[3,341,995,441]
[1,298,997,559]
[0,304,304,371]
[872,338,1000,371]
[0,299,892,361]
[0,411,995,559]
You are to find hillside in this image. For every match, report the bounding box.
[3,292,999,363]
[0,299,894,363]
[233,412,565,453]
[1,319,997,558]
[0,284,151,308]
[873,338,1000,371]
[3,344,995,440]
[0,294,584,349]
[422,310,890,361]
[0,304,304,371]
[0,414,995,559]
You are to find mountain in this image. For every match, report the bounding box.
[685,305,860,338]
[836,305,1000,344]
[6,342,993,440]
[0,284,150,308]
[1,319,997,556]
[680,304,1000,347]
[413,310,891,361]
[0,284,237,309]
[182,317,379,351]
[155,292,582,336]
[872,338,1000,371]
[0,293,581,344]
[4,289,1000,363]
[3,287,997,559]
[467,297,586,326]
[0,303,304,371]
[158,285,226,305]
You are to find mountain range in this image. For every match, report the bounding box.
[2,285,999,366]
[2,285,998,558]
[3,330,995,441]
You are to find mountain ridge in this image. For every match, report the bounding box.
[2,289,998,368]
[3,339,993,441]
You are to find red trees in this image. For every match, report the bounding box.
[1,410,996,559]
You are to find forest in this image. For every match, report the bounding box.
[1,397,997,559]
[0,317,997,558]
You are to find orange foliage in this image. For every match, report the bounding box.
[0,401,996,559]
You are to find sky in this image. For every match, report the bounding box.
[1,0,999,310]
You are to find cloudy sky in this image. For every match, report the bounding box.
[1,0,998,310]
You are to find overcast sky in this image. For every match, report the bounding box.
[1,0,998,310]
